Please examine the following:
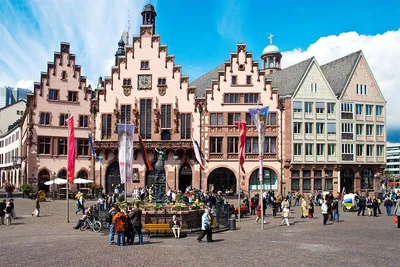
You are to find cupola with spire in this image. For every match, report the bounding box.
[261,33,282,75]
[141,2,157,34]
[114,37,125,66]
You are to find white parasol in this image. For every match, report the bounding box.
[73,178,94,184]
[44,178,68,185]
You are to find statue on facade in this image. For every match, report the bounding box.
[153,146,166,204]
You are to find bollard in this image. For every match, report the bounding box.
[229,218,236,230]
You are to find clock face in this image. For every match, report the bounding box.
[138,75,152,89]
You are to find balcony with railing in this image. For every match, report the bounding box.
[305,133,314,140]
[293,155,303,162]
[316,113,325,120]
[342,154,354,161]
[316,155,325,162]
[316,134,325,140]
[376,136,384,142]
[327,155,337,162]
[305,155,314,162]
[293,133,302,140]
[366,136,374,142]
[304,112,313,119]
[341,133,353,140]
[366,115,374,122]
[366,156,375,163]
[341,113,353,120]
[356,156,364,162]
[356,115,364,121]
[376,116,384,122]
[327,133,336,140]
[356,135,364,141]
[293,112,302,119]
[327,113,336,120]
[377,156,385,162]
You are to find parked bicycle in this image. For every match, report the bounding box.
[80,216,102,232]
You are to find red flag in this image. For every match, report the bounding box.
[235,122,247,173]
[66,116,75,184]
[139,135,153,171]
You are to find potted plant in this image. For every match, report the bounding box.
[21,184,33,198]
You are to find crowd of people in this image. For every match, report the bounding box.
[0,199,16,225]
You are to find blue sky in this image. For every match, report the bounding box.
[0,0,400,142]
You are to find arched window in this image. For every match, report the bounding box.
[77,170,88,179]
[249,168,277,190]
[269,57,274,68]
[58,169,67,178]
[361,168,374,190]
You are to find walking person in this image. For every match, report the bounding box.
[300,198,308,218]
[75,192,85,215]
[97,195,105,211]
[5,202,12,225]
[358,195,366,216]
[332,197,340,222]
[281,197,290,210]
[107,206,117,245]
[384,196,392,216]
[0,199,6,225]
[280,206,290,226]
[394,200,400,228]
[129,202,143,245]
[197,208,213,243]
[308,199,314,219]
[372,196,378,217]
[322,200,329,225]
[31,195,40,217]
[377,197,382,214]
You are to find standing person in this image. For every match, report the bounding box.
[300,198,308,218]
[107,206,117,245]
[377,196,382,214]
[394,200,400,228]
[384,196,392,216]
[250,197,256,215]
[75,192,85,215]
[280,206,290,226]
[9,199,16,219]
[287,192,293,209]
[31,195,40,217]
[321,200,329,225]
[366,197,373,216]
[5,202,12,225]
[276,194,282,212]
[197,208,212,243]
[332,197,340,222]
[358,195,366,216]
[112,207,127,246]
[308,199,314,219]
[129,202,143,245]
[372,196,378,217]
[0,199,6,225]
[97,195,105,211]
[271,199,278,218]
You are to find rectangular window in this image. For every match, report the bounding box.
[59,113,69,126]
[245,113,254,126]
[48,89,59,100]
[303,178,311,191]
[228,137,239,153]
[157,78,166,85]
[305,102,313,113]
[356,124,363,135]
[68,91,77,102]
[327,103,335,114]
[303,170,311,177]
[305,122,313,134]
[316,102,325,113]
[79,115,89,128]
[341,123,353,133]
[38,137,51,154]
[291,170,300,177]
[246,76,252,85]
[366,105,373,116]
[246,137,258,153]
[161,104,171,129]
[58,138,68,155]
[377,145,384,157]
[341,103,353,112]
[366,144,374,156]
[293,144,302,156]
[316,123,324,134]
[366,124,373,136]
[210,113,223,126]
[121,104,132,123]
[228,113,241,126]
[140,61,149,69]
[264,137,277,153]
[305,143,313,155]
[325,179,333,191]
[342,143,353,154]
[356,144,363,156]
[356,104,363,115]
[180,113,191,140]
[293,122,302,134]
[224,93,240,104]
[376,105,383,116]
[316,144,325,156]
[356,84,359,95]
[268,112,277,125]
[244,93,259,104]
[376,125,384,136]
[231,76,237,85]
[210,137,223,153]
[40,112,50,125]
[327,123,336,134]
[293,101,302,113]
[291,179,300,191]
[77,139,89,156]
[314,170,322,178]
[311,83,317,92]
[140,99,152,139]
[101,114,112,139]
[314,178,322,190]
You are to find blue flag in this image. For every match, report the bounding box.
[88,134,96,159]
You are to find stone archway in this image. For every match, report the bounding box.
[38,169,50,192]
[341,168,355,194]
[58,169,67,179]
[249,167,278,191]
[105,162,121,195]
[178,163,192,192]
[207,167,236,193]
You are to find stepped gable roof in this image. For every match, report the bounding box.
[269,57,314,97]
[320,50,361,96]
[190,63,224,98]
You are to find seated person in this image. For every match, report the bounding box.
[73,214,87,229]
[169,215,181,239]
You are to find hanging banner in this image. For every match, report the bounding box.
[235,122,247,173]
[66,116,75,184]
[118,124,135,184]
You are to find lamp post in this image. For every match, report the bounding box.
[52,171,56,201]
[173,155,179,191]
[90,102,97,183]
[98,156,104,195]
[199,105,203,190]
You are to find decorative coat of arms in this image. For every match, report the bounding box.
[123,86,132,96]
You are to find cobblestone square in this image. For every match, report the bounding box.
[0,199,399,267]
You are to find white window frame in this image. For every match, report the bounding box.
[293,144,302,156]
[305,143,313,156]
[342,143,354,154]
[316,144,325,156]
[366,124,374,136]
[293,122,302,134]
[341,123,353,133]
[356,124,363,135]
[366,144,374,157]
[356,144,364,156]
[328,144,336,156]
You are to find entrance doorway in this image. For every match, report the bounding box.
[341,168,355,194]
[38,169,50,192]
[207,168,236,193]
[106,162,122,195]
[178,163,192,192]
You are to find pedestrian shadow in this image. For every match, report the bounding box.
[210,239,224,243]
[10,222,25,225]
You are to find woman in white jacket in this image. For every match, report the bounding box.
[321,200,329,225]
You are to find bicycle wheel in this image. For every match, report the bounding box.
[80,222,87,231]
[92,221,102,233]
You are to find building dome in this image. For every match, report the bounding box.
[142,3,155,13]
[262,44,280,55]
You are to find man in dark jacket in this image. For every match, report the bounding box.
[129,202,143,245]
[0,199,6,225]
[358,196,366,216]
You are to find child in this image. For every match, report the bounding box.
[5,203,12,226]
[281,207,290,226]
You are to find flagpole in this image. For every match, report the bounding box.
[259,154,263,230]
[237,161,241,222]
[124,114,127,201]
[66,151,70,223]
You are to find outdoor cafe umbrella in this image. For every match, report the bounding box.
[73,178,94,184]
[44,178,68,185]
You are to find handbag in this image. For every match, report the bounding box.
[394,216,398,225]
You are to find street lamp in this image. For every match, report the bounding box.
[98,156,104,195]
[173,155,179,191]
[198,105,203,190]
[52,171,56,201]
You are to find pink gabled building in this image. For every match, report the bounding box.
[24,42,93,192]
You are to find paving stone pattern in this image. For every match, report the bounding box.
[0,199,399,267]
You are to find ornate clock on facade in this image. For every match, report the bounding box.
[138,75,152,90]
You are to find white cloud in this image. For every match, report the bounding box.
[0,0,146,89]
[216,0,243,41]
[15,80,34,91]
[281,30,400,128]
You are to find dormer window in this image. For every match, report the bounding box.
[246,76,252,85]
[311,83,317,92]
[158,78,167,85]
[61,71,67,81]
[232,76,237,85]
[123,78,132,87]
[140,61,150,70]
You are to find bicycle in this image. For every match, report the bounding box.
[80,216,102,233]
